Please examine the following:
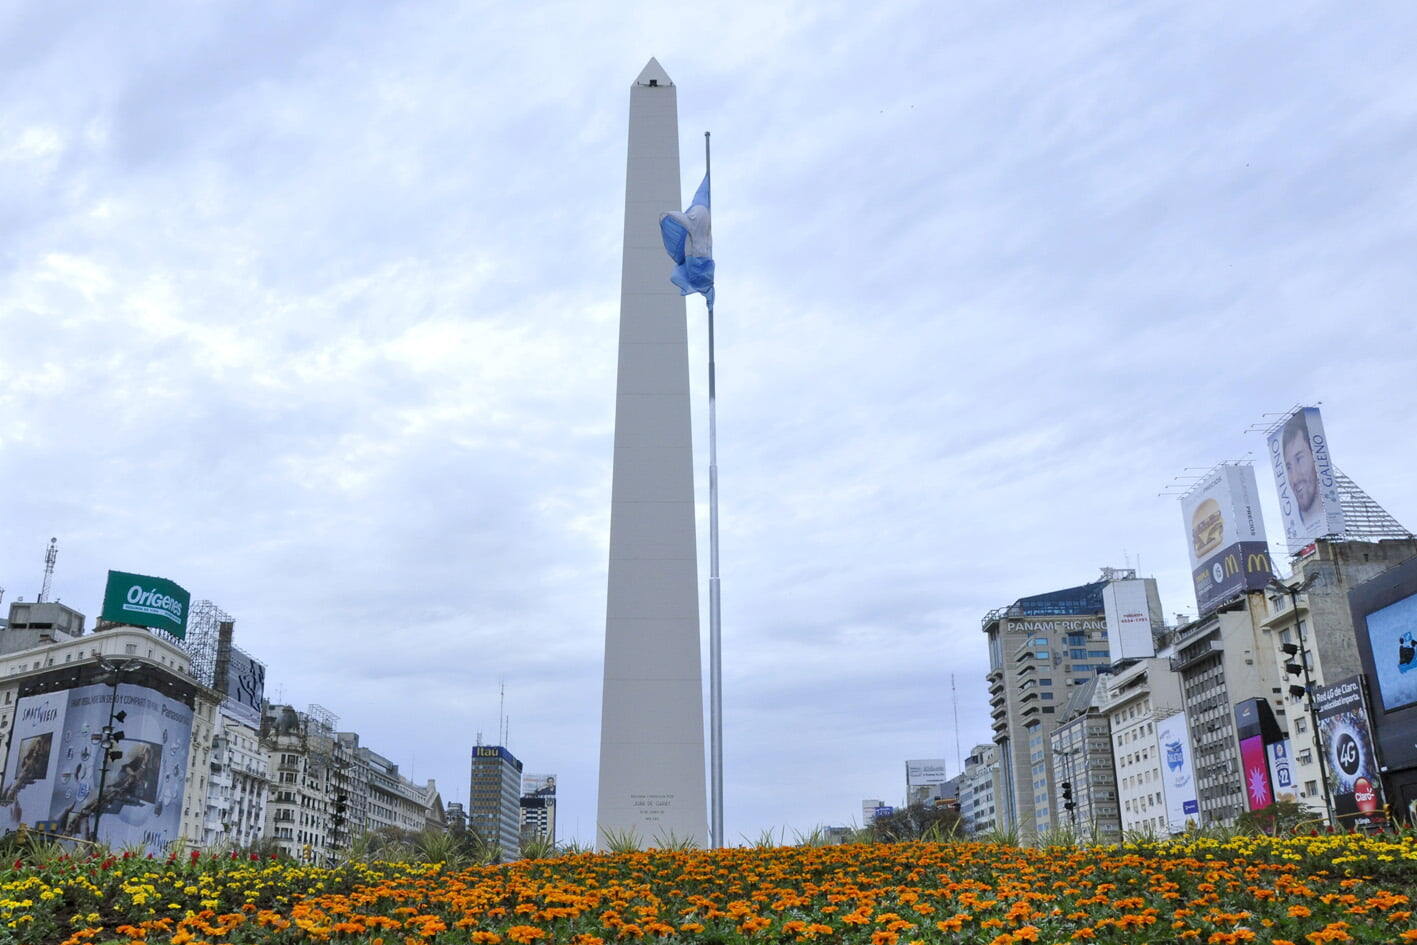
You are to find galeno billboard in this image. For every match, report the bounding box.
[100,570,191,640]
[1179,464,1273,615]
[1267,406,1345,546]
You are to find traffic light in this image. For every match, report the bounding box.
[332,793,349,828]
[1289,684,1308,699]
[1280,643,1299,657]
[1285,662,1303,676]
[1061,781,1076,811]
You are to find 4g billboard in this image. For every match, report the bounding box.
[1179,465,1274,616]
[100,571,191,640]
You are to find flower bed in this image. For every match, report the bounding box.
[5,835,1417,944]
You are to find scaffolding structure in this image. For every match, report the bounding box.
[185,600,232,688]
[1333,467,1412,542]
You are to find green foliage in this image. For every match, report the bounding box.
[649,830,700,852]
[521,832,558,860]
[868,803,963,844]
[1236,799,1312,836]
[792,825,829,847]
[600,826,644,853]
[743,827,783,849]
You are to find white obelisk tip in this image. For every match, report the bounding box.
[634,57,674,88]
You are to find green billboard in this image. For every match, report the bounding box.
[100,570,191,639]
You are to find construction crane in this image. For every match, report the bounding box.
[37,538,57,603]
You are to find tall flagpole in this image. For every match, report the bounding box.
[705,129,724,849]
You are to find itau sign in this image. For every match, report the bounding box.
[100,570,191,639]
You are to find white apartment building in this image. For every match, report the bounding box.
[1102,656,1185,836]
[201,712,270,848]
[263,705,338,862]
[957,744,1004,836]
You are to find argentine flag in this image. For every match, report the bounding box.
[660,172,714,311]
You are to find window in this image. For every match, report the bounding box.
[125,644,137,655]
[1295,717,1307,733]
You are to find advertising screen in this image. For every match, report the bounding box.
[220,646,266,729]
[1362,591,1417,713]
[523,774,557,798]
[1267,407,1345,545]
[1179,465,1274,615]
[100,571,191,639]
[1155,711,1199,832]
[1239,734,1274,811]
[1315,676,1388,830]
[1266,739,1296,799]
[1103,579,1155,661]
[0,675,194,852]
[905,759,949,805]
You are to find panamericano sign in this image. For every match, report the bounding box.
[100,570,191,639]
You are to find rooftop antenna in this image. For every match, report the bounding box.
[499,677,506,745]
[37,538,58,603]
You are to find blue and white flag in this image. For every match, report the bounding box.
[660,172,714,311]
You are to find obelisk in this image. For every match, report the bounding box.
[596,58,708,848]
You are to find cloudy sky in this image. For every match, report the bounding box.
[3,2,1417,844]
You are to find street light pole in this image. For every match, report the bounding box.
[1271,577,1336,826]
[90,658,141,843]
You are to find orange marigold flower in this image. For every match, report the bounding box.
[470,933,503,944]
[870,932,899,945]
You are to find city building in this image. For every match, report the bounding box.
[1047,676,1120,841]
[444,801,467,833]
[360,747,439,835]
[469,744,523,861]
[520,773,556,848]
[262,704,340,862]
[201,710,269,848]
[1101,655,1188,835]
[1258,537,1417,817]
[0,602,85,653]
[0,614,214,852]
[957,744,1005,836]
[1169,592,1288,826]
[984,574,1150,838]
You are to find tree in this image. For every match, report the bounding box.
[869,803,962,843]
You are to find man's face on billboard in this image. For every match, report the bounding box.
[1285,430,1319,515]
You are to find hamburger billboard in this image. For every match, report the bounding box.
[1267,407,1345,547]
[1179,464,1274,615]
[100,571,191,640]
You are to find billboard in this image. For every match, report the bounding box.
[1103,579,1155,661]
[1267,407,1345,545]
[1266,739,1296,799]
[1315,676,1388,830]
[1179,465,1273,615]
[1155,711,1199,832]
[523,774,557,798]
[100,571,191,640]
[219,646,266,729]
[1235,698,1282,812]
[905,759,949,805]
[0,672,194,852]
[1362,591,1417,713]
